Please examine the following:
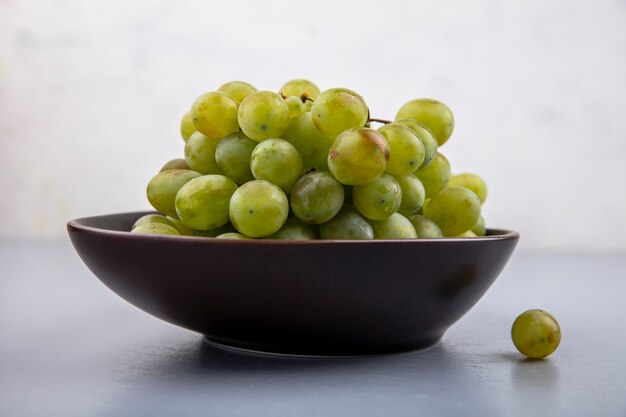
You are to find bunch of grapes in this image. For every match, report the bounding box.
[133,79,488,240]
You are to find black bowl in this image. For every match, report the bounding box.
[67,211,518,356]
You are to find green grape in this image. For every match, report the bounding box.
[414,153,451,198]
[131,222,180,236]
[395,174,426,216]
[449,173,488,203]
[319,206,373,240]
[407,215,443,238]
[216,232,253,240]
[184,131,223,175]
[147,169,202,218]
[250,138,303,193]
[192,223,236,237]
[166,216,194,236]
[229,180,289,237]
[370,213,417,239]
[312,88,369,138]
[266,219,316,240]
[180,111,196,142]
[175,175,238,230]
[511,309,561,359]
[280,112,333,172]
[132,214,176,230]
[327,128,389,185]
[279,79,320,111]
[290,171,344,224]
[238,91,290,141]
[284,96,305,118]
[395,98,454,146]
[378,123,425,175]
[453,230,477,238]
[423,186,481,237]
[353,173,402,220]
[471,215,486,236]
[217,81,257,104]
[214,132,256,184]
[395,118,438,168]
[160,158,189,172]
[279,79,321,100]
[191,91,239,139]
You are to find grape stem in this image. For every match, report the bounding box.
[368,117,392,124]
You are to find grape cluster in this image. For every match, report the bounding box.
[134,79,489,240]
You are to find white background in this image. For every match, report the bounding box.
[1,0,625,250]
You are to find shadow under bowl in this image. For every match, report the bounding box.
[68,211,518,356]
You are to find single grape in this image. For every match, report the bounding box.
[250,138,303,194]
[353,173,402,220]
[131,222,180,236]
[280,112,333,172]
[132,214,176,230]
[290,171,344,224]
[395,98,454,146]
[266,219,316,240]
[279,79,321,100]
[327,128,389,185]
[192,223,236,238]
[395,118,438,168]
[147,169,202,218]
[511,309,561,359]
[160,158,189,172]
[284,96,305,118]
[312,88,369,138]
[395,174,426,217]
[423,186,481,236]
[370,213,417,239]
[378,122,425,175]
[471,215,486,236]
[191,91,239,139]
[175,175,238,230]
[319,206,373,240]
[166,216,194,236]
[238,91,290,141]
[214,132,257,184]
[448,173,488,203]
[180,111,196,142]
[216,232,253,240]
[217,81,257,104]
[407,214,443,238]
[184,131,223,175]
[414,153,451,198]
[229,180,289,237]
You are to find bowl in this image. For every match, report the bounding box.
[67,211,519,356]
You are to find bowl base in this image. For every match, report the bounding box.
[203,334,444,358]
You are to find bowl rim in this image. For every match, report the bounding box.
[67,211,520,245]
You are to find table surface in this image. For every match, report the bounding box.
[1,239,625,417]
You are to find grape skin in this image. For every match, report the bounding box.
[353,173,402,220]
[378,123,425,176]
[414,152,451,198]
[511,309,561,358]
[131,222,180,236]
[448,173,488,203]
[132,214,176,230]
[175,175,238,231]
[191,91,239,139]
[147,169,202,218]
[423,186,481,237]
[215,132,257,185]
[395,174,426,217]
[370,213,417,239]
[184,131,223,175]
[250,139,303,194]
[160,158,189,172]
[407,215,443,238]
[218,81,257,104]
[279,79,320,111]
[395,118,438,168]
[281,112,333,172]
[290,171,344,224]
[312,88,369,139]
[319,206,373,240]
[396,98,455,146]
[266,219,316,240]
[216,232,253,240]
[471,215,486,236]
[284,96,305,118]
[180,111,196,142]
[229,180,289,238]
[238,91,290,141]
[327,128,390,186]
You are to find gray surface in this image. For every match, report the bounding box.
[1,240,625,417]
